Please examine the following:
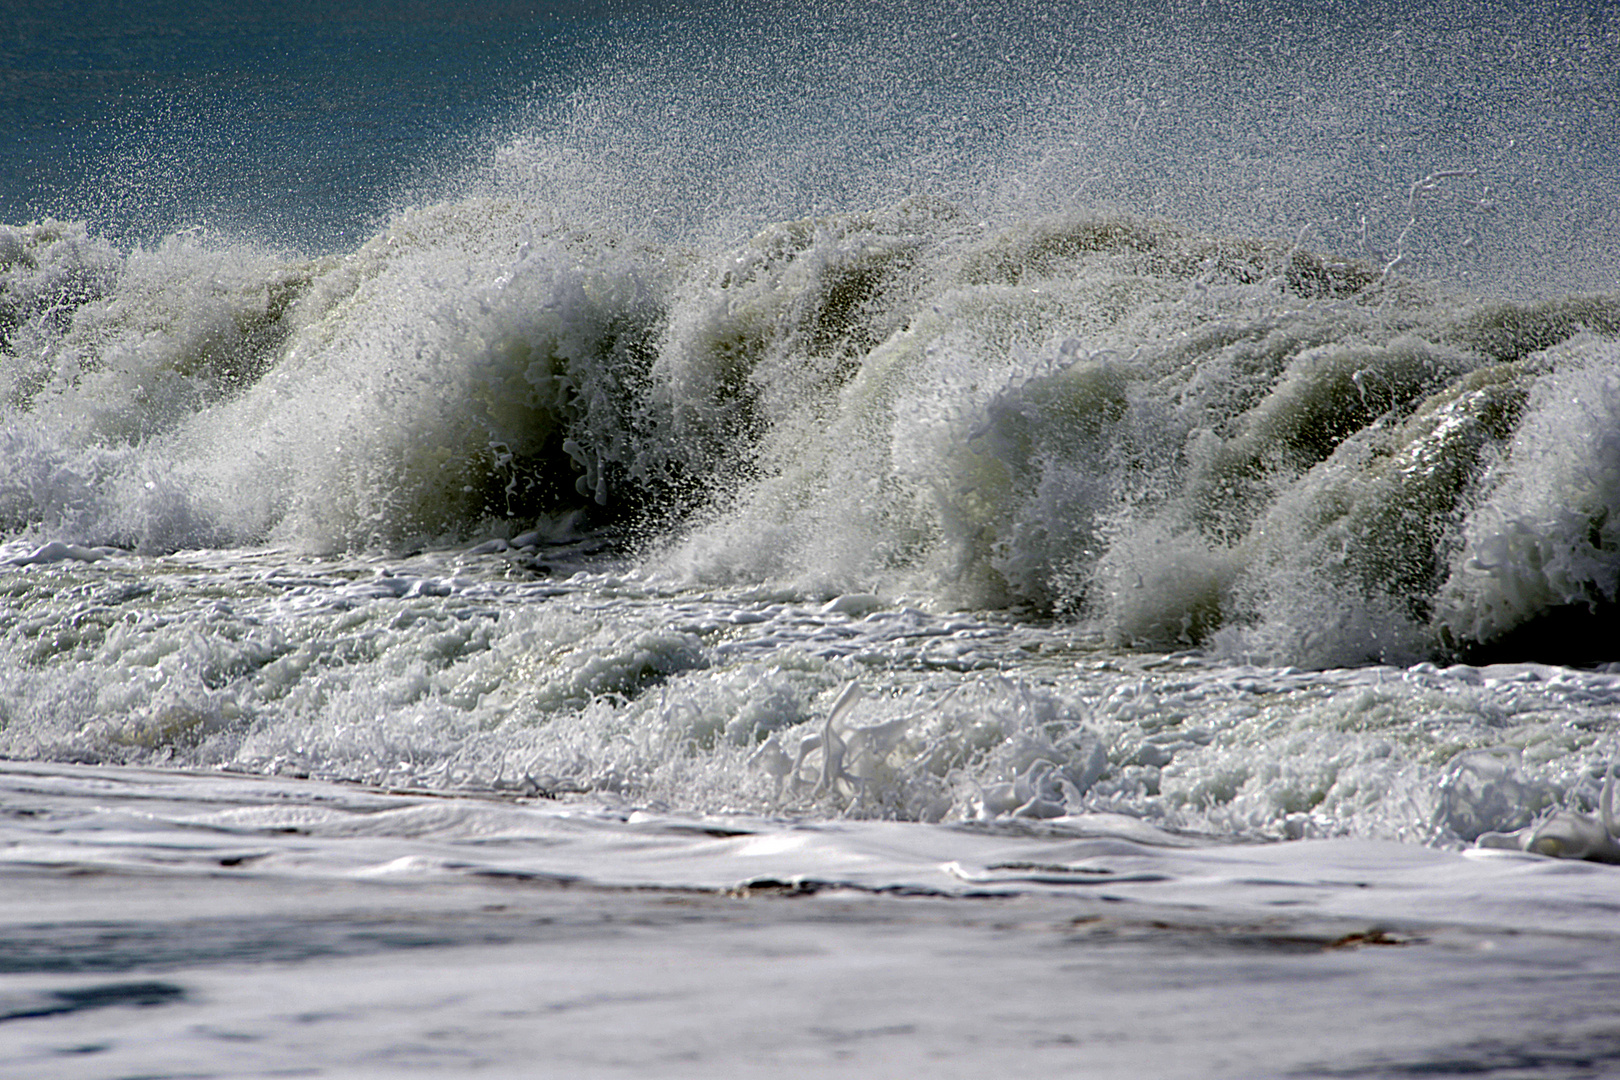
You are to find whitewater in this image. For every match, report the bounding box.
[3,1,1620,1076]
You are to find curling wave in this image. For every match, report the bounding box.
[3,200,1619,665]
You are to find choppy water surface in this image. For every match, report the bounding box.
[6,184,1620,853]
[4,535,1619,854]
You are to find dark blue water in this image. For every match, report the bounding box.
[1,1,619,250]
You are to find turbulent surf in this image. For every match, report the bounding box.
[2,0,1619,852]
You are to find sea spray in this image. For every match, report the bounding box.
[5,200,1620,661]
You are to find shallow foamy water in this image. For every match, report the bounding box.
[5,758,1620,1078]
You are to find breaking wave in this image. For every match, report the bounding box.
[6,196,1619,667]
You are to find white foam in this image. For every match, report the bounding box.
[4,204,1620,669]
[1438,341,1620,644]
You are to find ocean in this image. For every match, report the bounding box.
[4,1,1620,1075]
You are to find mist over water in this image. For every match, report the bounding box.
[456,0,1620,293]
[6,0,1616,282]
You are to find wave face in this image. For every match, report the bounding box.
[5,203,1618,667]
[4,0,1619,669]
